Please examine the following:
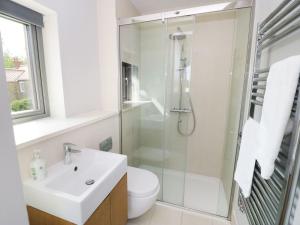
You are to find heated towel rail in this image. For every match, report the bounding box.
[238,1,300,225]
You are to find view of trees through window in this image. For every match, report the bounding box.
[0,16,36,114]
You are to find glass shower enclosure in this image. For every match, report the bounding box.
[119,5,252,218]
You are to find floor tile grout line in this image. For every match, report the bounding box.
[179,210,183,225]
[147,205,156,225]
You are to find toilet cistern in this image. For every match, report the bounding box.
[63,143,81,164]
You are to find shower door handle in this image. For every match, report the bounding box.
[170,108,192,113]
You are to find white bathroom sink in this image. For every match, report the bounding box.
[23,149,127,225]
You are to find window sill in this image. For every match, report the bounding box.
[14,110,119,150]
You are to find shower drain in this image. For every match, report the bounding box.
[85,179,95,185]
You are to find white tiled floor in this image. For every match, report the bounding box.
[127,203,231,225]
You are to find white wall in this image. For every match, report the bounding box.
[97,0,120,112]
[120,24,140,66]
[98,0,140,112]
[186,11,236,178]
[0,41,29,225]
[116,0,139,18]
[40,0,102,116]
[122,107,141,166]
[139,22,166,109]
[15,0,102,117]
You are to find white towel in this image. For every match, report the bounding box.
[234,118,260,198]
[257,55,300,179]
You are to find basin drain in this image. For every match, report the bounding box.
[85,179,95,185]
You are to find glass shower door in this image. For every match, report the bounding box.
[162,16,195,206]
[120,7,252,218]
[120,16,196,206]
[120,20,168,200]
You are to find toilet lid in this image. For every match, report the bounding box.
[127,166,160,198]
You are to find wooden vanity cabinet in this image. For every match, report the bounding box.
[27,175,128,225]
[110,174,128,225]
[84,195,111,225]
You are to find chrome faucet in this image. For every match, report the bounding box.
[63,143,81,165]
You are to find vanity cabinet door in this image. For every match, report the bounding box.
[110,175,128,225]
[85,195,111,225]
[27,206,75,225]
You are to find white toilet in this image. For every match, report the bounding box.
[127,166,160,219]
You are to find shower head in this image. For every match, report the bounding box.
[169,33,186,40]
[169,27,186,40]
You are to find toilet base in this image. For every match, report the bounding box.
[128,186,160,219]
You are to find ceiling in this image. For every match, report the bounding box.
[130,0,232,15]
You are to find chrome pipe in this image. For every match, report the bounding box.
[261,23,300,49]
[259,0,299,34]
[259,9,300,44]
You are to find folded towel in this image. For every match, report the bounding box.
[234,118,260,198]
[257,55,300,179]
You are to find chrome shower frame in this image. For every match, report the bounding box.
[118,0,253,25]
[118,0,254,221]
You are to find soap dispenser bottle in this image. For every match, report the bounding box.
[30,150,47,181]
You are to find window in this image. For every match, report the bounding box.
[0,1,49,123]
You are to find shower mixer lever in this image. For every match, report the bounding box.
[170,108,192,113]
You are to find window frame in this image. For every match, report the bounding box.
[1,16,50,123]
